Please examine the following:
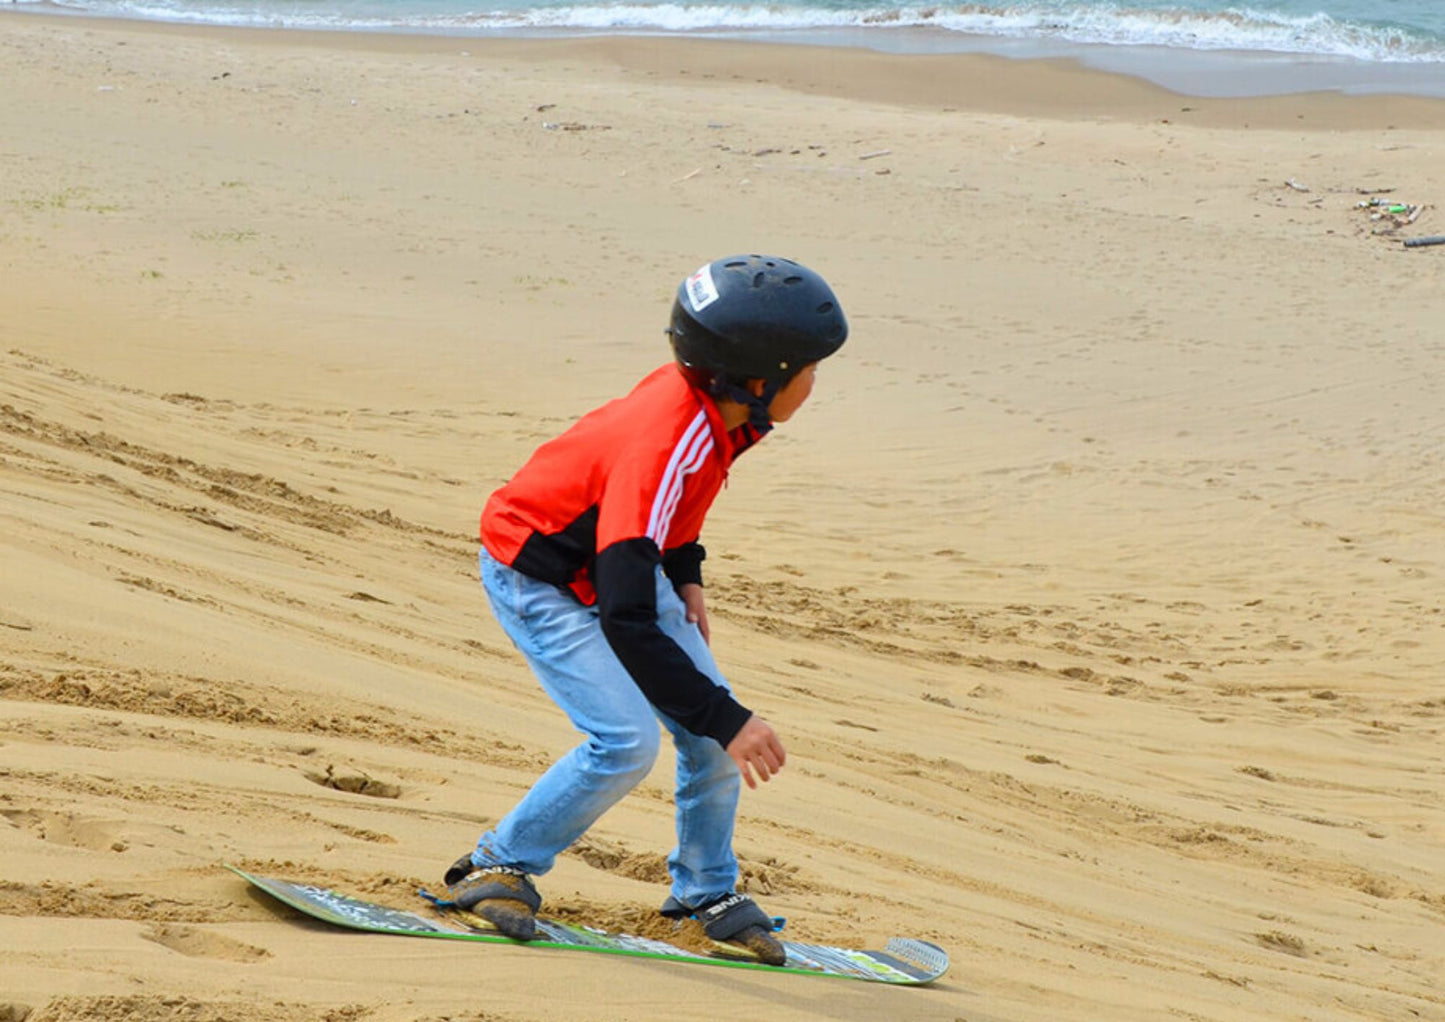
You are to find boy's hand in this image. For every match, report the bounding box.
[726,716,786,790]
[679,582,710,644]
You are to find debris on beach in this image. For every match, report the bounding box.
[1272,181,1435,247]
[712,143,814,159]
[1351,195,1444,248]
[1355,195,1425,235]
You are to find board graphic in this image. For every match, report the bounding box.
[229,865,948,985]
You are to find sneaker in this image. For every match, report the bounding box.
[443,854,541,941]
[663,892,786,966]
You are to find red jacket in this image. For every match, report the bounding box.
[480,363,762,746]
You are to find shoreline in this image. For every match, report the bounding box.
[8,6,1445,104]
[7,8,1445,128]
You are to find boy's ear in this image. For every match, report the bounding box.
[745,378,767,399]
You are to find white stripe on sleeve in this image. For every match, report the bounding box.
[646,411,713,545]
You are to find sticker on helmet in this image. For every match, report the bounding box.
[685,265,720,313]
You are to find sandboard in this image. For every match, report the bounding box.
[229,865,947,985]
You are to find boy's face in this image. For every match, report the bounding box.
[766,362,818,424]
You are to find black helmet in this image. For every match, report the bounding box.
[668,254,847,386]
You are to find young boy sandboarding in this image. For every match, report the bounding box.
[443,254,847,965]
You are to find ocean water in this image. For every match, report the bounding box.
[12,0,1445,95]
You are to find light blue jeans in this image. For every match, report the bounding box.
[471,547,742,909]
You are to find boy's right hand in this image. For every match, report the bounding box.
[726,716,786,790]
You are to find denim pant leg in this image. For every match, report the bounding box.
[473,548,662,876]
[473,549,742,906]
[647,572,743,908]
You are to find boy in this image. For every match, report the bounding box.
[443,254,847,965]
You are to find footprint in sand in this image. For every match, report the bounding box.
[1,809,134,853]
[141,923,271,962]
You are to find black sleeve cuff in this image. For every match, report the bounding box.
[662,541,706,589]
[706,700,754,750]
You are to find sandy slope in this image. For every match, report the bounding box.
[2,13,1444,1022]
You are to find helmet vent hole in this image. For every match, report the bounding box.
[725,260,746,268]
[816,301,834,313]
[752,272,765,288]
[783,275,803,285]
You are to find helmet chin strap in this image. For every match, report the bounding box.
[716,378,778,435]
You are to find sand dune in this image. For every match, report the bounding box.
[2,12,1444,1021]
